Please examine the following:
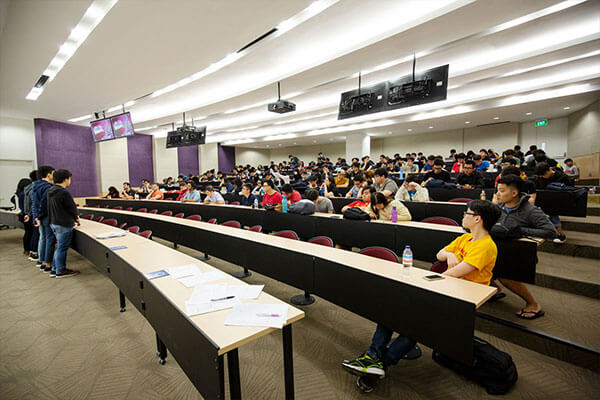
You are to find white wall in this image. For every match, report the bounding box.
[519,117,568,160]
[268,142,346,163]
[96,138,129,192]
[379,129,464,157]
[153,137,178,183]
[200,143,218,172]
[0,116,36,164]
[235,148,270,166]
[568,99,600,157]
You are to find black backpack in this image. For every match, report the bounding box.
[432,336,518,395]
[343,207,370,220]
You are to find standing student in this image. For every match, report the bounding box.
[16,177,32,256]
[32,165,55,273]
[342,199,501,392]
[23,170,40,263]
[47,169,80,278]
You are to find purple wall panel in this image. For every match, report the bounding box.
[34,118,98,197]
[218,144,235,173]
[127,134,154,185]
[177,145,199,176]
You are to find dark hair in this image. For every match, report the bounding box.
[479,148,487,153]
[353,176,364,183]
[16,178,31,193]
[405,175,418,184]
[501,157,517,166]
[107,186,119,195]
[464,160,476,168]
[497,173,522,192]
[473,155,482,161]
[304,188,319,201]
[529,145,537,151]
[533,149,547,162]
[514,145,521,151]
[450,149,456,153]
[427,155,435,161]
[37,165,55,179]
[205,185,215,192]
[242,183,253,191]
[501,166,521,177]
[123,182,131,187]
[467,199,501,232]
[456,153,466,160]
[535,162,551,176]
[565,158,573,163]
[29,170,38,181]
[374,167,388,177]
[370,192,390,213]
[281,184,293,194]
[433,159,445,167]
[504,149,515,156]
[262,180,274,189]
[53,169,72,184]
[308,175,319,183]
[407,157,415,162]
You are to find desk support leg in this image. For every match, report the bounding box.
[119,290,126,312]
[227,349,241,400]
[156,333,167,365]
[232,267,252,279]
[283,325,295,400]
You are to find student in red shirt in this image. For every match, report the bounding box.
[341,186,376,213]
[261,180,283,207]
[451,153,466,173]
[281,184,302,204]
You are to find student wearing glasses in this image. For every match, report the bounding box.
[260,180,283,207]
[456,160,484,188]
[342,199,501,393]
[203,185,225,204]
[181,182,201,203]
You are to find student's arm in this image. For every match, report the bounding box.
[436,248,460,268]
[397,202,411,221]
[415,186,429,202]
[442,261,476,278]
[522,206,557,238]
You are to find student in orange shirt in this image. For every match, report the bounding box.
[148,183,164,200]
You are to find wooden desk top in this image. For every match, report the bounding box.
[75,219,304,355]
[80,207,497,308]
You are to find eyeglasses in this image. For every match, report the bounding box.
[463,211,479,216]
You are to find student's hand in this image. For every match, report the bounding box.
[462,184,472,189]
[407,182,419,191]
[75,218,81,226]
[426,177,433,182]
[492,193,500,204]
[34,218,40,227]
[446,253,460,268]
[24,215,30,222]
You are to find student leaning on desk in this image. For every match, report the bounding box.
[342,199,501,393]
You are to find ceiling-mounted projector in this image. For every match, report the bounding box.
[268,81,296,114]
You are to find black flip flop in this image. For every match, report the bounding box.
[517,308,545,320]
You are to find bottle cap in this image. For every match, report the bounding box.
[405,245,410,248]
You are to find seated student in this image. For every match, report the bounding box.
[533,162,573,243]
[345,176,364,198]
[400,157,419,173]
[334,170,349,188]
[423,159,451,183]
[421,155,436,172]
[373,168,398,197]
[386,159,400,173]
[456,160,484,188]
[564,158,579,179]
[346,162,363,181]
[182,182,201,203]
[497,166,536,204]
[308,175,320,191]
[121,182,136,199]
[260,180,283,207]
[395,175,429,202]
[175,182,188,201]
[361,155,374,171]
[240,183,258,206]
[473,155,490,171]
[203,185,224,204]
[148,183,164,200]
[342,199,501,392]
[514,145,525,162]
[341,186,376,213]
[137,179,151,195]
[496,149,520,167]
[492,174,557,320]
[104,186,121,199]
[370,192,411,221]
[281,184,302,204]
[252,179,264,197]
[305,187,334,213]
[451,153,466,173]
[321,177,338,198]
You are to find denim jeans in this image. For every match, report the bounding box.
[367,325,416,368]
[39,217,56,264]
[549,215,561,227]
[50,224,74,274]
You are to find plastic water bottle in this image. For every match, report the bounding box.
[480,190,486,200]
[391,206,398,223]
[402,246,413,277]
[399,170,404,179]
[134,193,139,200]
[253,198,258,209]
[282,195,288,213]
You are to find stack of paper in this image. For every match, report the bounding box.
[177,270,227,287]
[95,231,127,239]
[225,303,289,329]
[184,284,264,317]
[167,264,200,279]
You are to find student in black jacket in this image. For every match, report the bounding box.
[48,169,80,278]
[455,160,484,188]
[423,159,451,183]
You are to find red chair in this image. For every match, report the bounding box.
[81,214,93,220]
[422,217,459,226]
[249,225,262,233]
[138,230,152,239]
[274,230,299,240]
[93,216,104,223]
[207,218,217,224]
[149,209,158,214]
[113,206,123,210]
[124,207,133,211]
[308,236,334,247]
[103,205,110,208]
[225,201,229,204]
[231,201,240,205]
[160,211,173,216]
[118,222,127,229]
[102,219,118,227]
[359,247,400,263]
[449,198,472,203]
[174,213,185,218]
[222,220,241,229]
[186,215,202,221]
[136,208,147,213]
[93,205,100,208]
[127,226,140,234]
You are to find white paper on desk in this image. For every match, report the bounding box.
[185,298,240,316]
[177,270,227,288]
[188,284,264,303]
[168,264,200,279]
[226,284,264,300]
[95,231,127,239]
[225,303,289,329]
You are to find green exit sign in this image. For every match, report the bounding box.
[535,119,549,127]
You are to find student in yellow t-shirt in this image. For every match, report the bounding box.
[342,199,501,393]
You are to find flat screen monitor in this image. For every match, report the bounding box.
[110,112,135,138]
[90,118,114,142]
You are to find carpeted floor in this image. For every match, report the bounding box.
[1,228,598,399]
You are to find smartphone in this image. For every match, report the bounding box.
[423,275,445,281]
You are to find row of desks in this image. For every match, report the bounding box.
[77,205,496,366]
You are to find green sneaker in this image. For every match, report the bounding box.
[342,353,385,377]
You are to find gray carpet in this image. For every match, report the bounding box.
[0,228,598,399]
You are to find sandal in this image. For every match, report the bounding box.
[517,308,545,320]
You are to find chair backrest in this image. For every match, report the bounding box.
[93,205,100,208]
[93,216,104,223]
[222,220,241,229]
[207,218,217,224]
[359,247,400,263]
[81,214,94,220]
[113,206,122,210]
[103,205,110,208]
[186,214,202,221]
[127,226,140,234]
[102,218,118,227]
[274,230,299,240]
[136,208,147,213]
[249,225,263,233]
[124,207,133,211]
[449,198,472,204]
[174,212,185,218]
[118,222,127,229]
[138,230,152,239]
[149,209,158,214]
[308,236,334,247]
[160,211,173,216]
[231,201,240,205]
[422,217,459,226]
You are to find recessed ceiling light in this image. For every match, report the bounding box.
[525,112,533,115]
[465,121,470,124]
[266,145,270,147]
[313,140,317,143]
[493,116,500,120]
[563,106,571,110]
[293,142,297,145]
[387,132,392,135]
[407,128,412,132]
[428,126,433,129]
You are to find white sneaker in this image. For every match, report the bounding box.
[553,234,566,244]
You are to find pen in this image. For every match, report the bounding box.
[211,296,235,302]
[256,313,281,317]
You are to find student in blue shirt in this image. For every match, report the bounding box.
[473,155,490,170]
[181,182,201,203]
[240,183,258,206]
[345,176,365,198]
